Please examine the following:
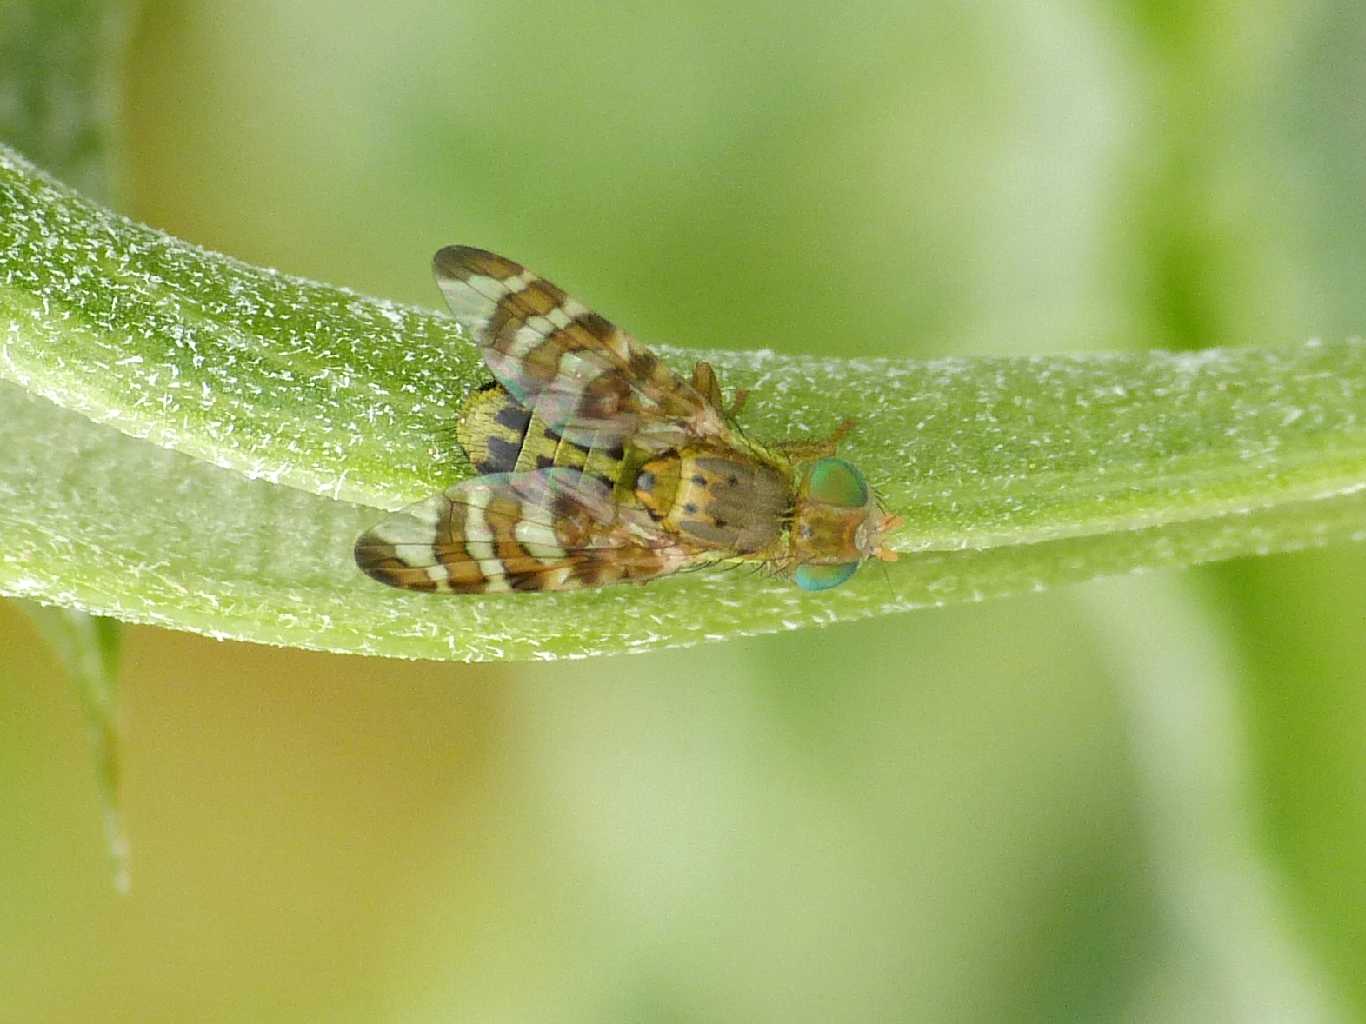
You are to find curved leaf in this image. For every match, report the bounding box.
[1,147,1365,660]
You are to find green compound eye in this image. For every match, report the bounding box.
[795,561,860,591]
[805,457,869,509]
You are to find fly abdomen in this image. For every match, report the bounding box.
[456,383,625,491]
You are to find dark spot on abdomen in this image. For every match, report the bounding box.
[494,405,532,434]
[483,435,521,472]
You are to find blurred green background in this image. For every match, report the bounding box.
[4,2,1366,1020]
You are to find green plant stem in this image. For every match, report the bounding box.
[1,145,1364,659]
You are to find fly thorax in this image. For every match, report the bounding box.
[638,449,789,553]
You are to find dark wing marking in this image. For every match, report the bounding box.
[354,468,710,593]
[433,246,727,444]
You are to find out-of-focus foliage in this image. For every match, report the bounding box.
[0,0,128,198]
[3,2,1365,1022]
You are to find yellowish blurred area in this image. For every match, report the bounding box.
[4,2,1366,1020]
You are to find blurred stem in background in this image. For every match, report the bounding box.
[1088,575,1339,1020]
[1117,8,1366,1008]
[0,0,137,889]
[17,606,129,892]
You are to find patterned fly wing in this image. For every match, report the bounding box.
[353,468,711,593]
[433,246,729,445]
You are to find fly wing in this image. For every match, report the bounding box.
[433,246,727,445]
[354,468,710,593]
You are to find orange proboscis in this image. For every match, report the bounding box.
[874,514,905,562]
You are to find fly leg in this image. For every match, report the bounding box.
[773,418,856,461]
[692,361,750,418]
